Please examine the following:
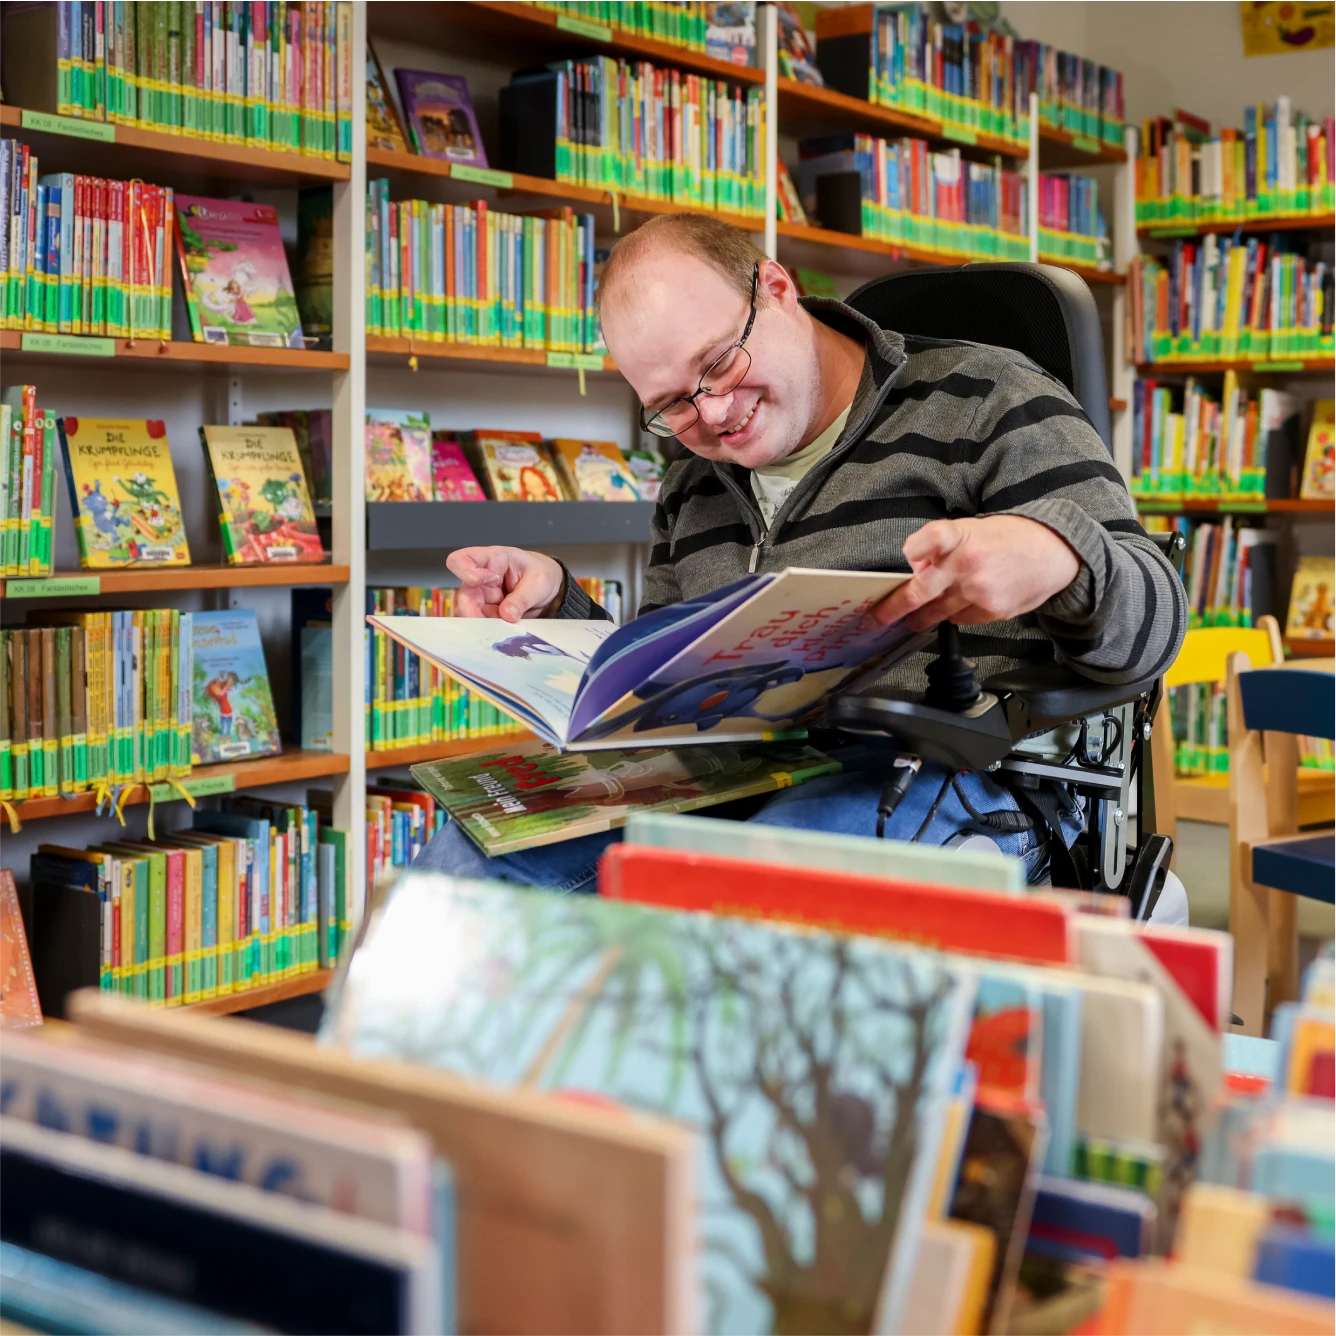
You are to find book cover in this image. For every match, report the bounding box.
[294,187,334,349]
[393,69,486,166]
[200,426,323,564]
[1299,399,1334,500]
[466,431,565,502]
[429,433,485,501]
[775,1,823,86]
[624,446,666,502]
[191,613,281,765]
[366,42,409,152]
[549,438,641,502]
[366,410,432,502]
[0,868,41,1029]
[1285,556,1335,640]
[174,195,304,349]
[324,874,978,1336]
[57,417,190,568]
[409,737,841,856]
[704,1,757,66]
[369,567,924,750]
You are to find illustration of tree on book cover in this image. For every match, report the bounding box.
[328,877,975,1335]
[191,613,282,765]
[58,417,191,568]
[174,196,304,349]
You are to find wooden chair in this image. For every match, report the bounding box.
[1226,656,1335,1036]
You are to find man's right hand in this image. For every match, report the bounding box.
[445,547,565,621]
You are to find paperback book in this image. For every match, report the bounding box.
[394,70,487,166]
[58,418,190,568]
[1286,557,1335,642]
[624,446,667,501]
[366,45,409,153]
[369,567,922,750]
[429,435,486,501]
[191,613,282,766]
[1300,400,1334,500]
[200,426,323,565]
[366,411,433,502]
[465,431,565,502]
[409,737,841,856]
[174,196,304,349]
[550,439,641,501]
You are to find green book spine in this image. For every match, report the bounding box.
[56,627,74,795]
[318,825,348,959]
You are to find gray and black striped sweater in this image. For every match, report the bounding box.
[558,296,1187,692]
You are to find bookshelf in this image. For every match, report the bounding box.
[1138,213,1335,241]
[0,332,350,374]
[1133,359,1335,376]
[0,564,351,599]
[187,968,336,1015]
[366,733,533,771]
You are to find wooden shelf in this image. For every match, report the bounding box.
[1174,768,1332,826]
[1036,258,1125,286]
[188,969,333,1016]
[1037,125,1128,167]
[1135,498,1334,515]
[1287,637,1336,658]
[1139,213,1335,240]
[367,336,617,375]
[9,748,350,824]
[366,733,534,770]
[0,563,350,599]
[1135,358,1334,376]
[0,105,349,187]
[0,331,349,373]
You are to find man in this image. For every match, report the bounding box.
[414,214,1186,891]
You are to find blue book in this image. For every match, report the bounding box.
[192,811,270,985]
[1254,1226,1336,1300]
[1028,1175,1154,1263]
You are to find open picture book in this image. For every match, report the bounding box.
[368,568,924,750]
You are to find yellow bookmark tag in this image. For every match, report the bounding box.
[0,800,20,835]
[578,368,587,397]
[610,192,621,234]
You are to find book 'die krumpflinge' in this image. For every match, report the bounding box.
[200,426,323,565]
[58,418,190,568]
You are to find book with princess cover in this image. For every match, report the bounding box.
[393,70,487,166]
[369,567,924,751]
[1286,556,1335,641]
[409,737,841,856]
[57,418,190,568]
[323,873,978,1335]
[464,430,565,501]
[429,434,485,501]
[191,612,282,766]
[173,196,304,349]
[549,438,641,501]
[199,426,323,565]
[366,410,433,502]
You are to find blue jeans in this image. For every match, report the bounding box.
[411,762,1083,893]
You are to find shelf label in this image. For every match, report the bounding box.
[1148,227,1198,238]
[573,352,604,370]
[556,14,612,40]
[1254,361,1304,372]
[941,126,977,145]
[451,164,514,189]
[1070,134,1100,155]
[5,575,101,598]
[546,351,575,368]
[21,332,116,356]
[21,109,116,142]
[148,772,237,803]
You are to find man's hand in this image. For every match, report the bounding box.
[445,547,565,622]
[866,516,1081,631]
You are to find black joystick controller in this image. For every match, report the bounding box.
[923,622,981,712]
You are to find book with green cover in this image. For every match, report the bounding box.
[410,738,842,856]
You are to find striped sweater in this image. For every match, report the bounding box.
[559,296,1187,692]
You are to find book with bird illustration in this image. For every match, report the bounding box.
[57,417,191,568]
[369,567,923,751]
[200,426,323,565]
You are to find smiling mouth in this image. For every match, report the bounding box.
[720,403,757,438]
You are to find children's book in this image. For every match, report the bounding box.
[409,738,841,856]
[393,70,487,166]
[429,434,485,501]
[368,567,925,750]
[173,196,304,349]
[774,1,824,85]
[704,1,757,65]
[549,438,641,501]
[366,44,409,153]
[57,417,190,568]
[0,868,41,1028]
[191,612,282,765]
[323,874,978,1336]
[200,426,323,565]
[366,410,432,502]
[1285,556,1335,641]
[465,431,565,501]
[1299,400,1335,500]
[624,446,667,502]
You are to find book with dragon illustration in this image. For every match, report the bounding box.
[190,612,282,765]
[173,196,304,349]
[200,426,324,565]
[366,410,433,501]
[57,418,191,568]
[369,567,925,751]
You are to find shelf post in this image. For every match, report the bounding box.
[1110,124,1138,478]
[758,1,778,260]
[331,0,368,926]
[1027,91,1040,263]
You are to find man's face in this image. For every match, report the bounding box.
[602,252,816,469]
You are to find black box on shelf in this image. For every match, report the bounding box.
[815,172,864,237]
[498,75,561,181]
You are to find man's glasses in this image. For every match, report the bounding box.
[640,264,759,439]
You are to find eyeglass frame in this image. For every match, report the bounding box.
[639,262,760,439]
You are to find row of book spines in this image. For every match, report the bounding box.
[527,0,715,52]
[365,697,524,750]
[56,0,352,161]
[859,208,1033,260]
[366,801,445,880]
[2,393,55,578]
[555,149,766,215]
[107,928,322,1004]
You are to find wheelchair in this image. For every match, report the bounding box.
[827,263,1186,923]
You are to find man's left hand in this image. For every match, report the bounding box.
[866,516,1081,631]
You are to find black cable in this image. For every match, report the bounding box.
[950,773,1035,835]
[876,754,922,838]
[1100,714,1124,765]
[911,772,955,843]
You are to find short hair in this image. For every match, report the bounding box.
[596,213,766,315]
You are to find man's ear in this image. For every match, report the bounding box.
[759,258,799,311]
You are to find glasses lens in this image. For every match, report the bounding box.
[700,345,750,397]
[645,401,699,438]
